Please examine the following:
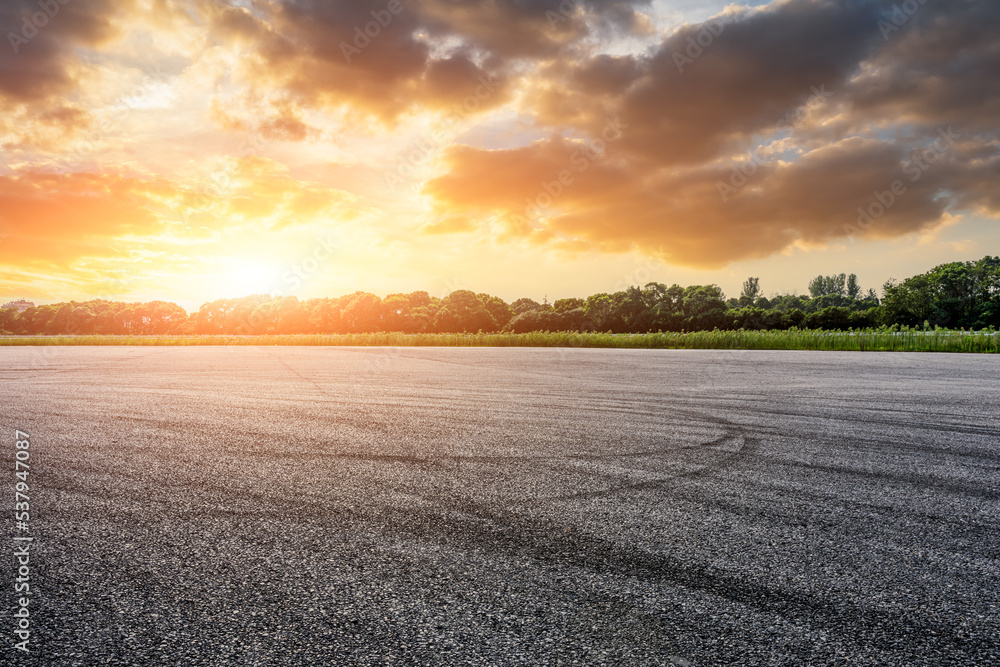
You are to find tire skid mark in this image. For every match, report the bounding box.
[543,432,751,503]
[374,496,982,658]
[568,432,739,461]
[743,405,1000,440]
[769,458,1000,501]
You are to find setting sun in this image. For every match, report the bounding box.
[218,259,283,299]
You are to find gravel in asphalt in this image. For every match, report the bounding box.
[1,347,998,665]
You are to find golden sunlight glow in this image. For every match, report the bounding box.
[218,259,283,298]
[0,0,994,309]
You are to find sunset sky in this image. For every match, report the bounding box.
[0,0,997,311]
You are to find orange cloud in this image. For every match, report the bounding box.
[0,170,165,264]
[422,135,968,267]
[0,157,370,269]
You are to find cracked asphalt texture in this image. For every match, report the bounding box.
[2,346,999,666]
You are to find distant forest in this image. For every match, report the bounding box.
[3,256,998,336]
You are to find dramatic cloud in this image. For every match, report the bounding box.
[422,0,1000,265]
[1,0,998,303]
[423,133,963,266]
[527,0,884,164]
[205,1,490,122]
[846,0,1000,132]
[203,0,654,123]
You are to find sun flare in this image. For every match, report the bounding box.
[218,259,282,298]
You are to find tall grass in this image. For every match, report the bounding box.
[0,329,997,352]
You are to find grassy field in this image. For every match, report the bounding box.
[0,329,997,352]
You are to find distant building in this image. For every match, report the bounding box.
[1,299,34,313]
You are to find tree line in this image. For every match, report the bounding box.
[2,256,998,336]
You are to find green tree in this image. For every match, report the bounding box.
[739,277,761,307]
[341,292,383,332]
[804,306,853,330]
[583,293,614,331]
[434,290,497,332]
[553,297,584,314]
[808,273,847,298]
[682,285,728,330]
[478,294,513,329]
[609,287,647,332]
[510,298,543,315]
[880,276,935,326]
[502,310,566,333]
[879,257,1000,328]
[846,273,861,299]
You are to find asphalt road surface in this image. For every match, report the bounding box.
[2,347,998,666]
